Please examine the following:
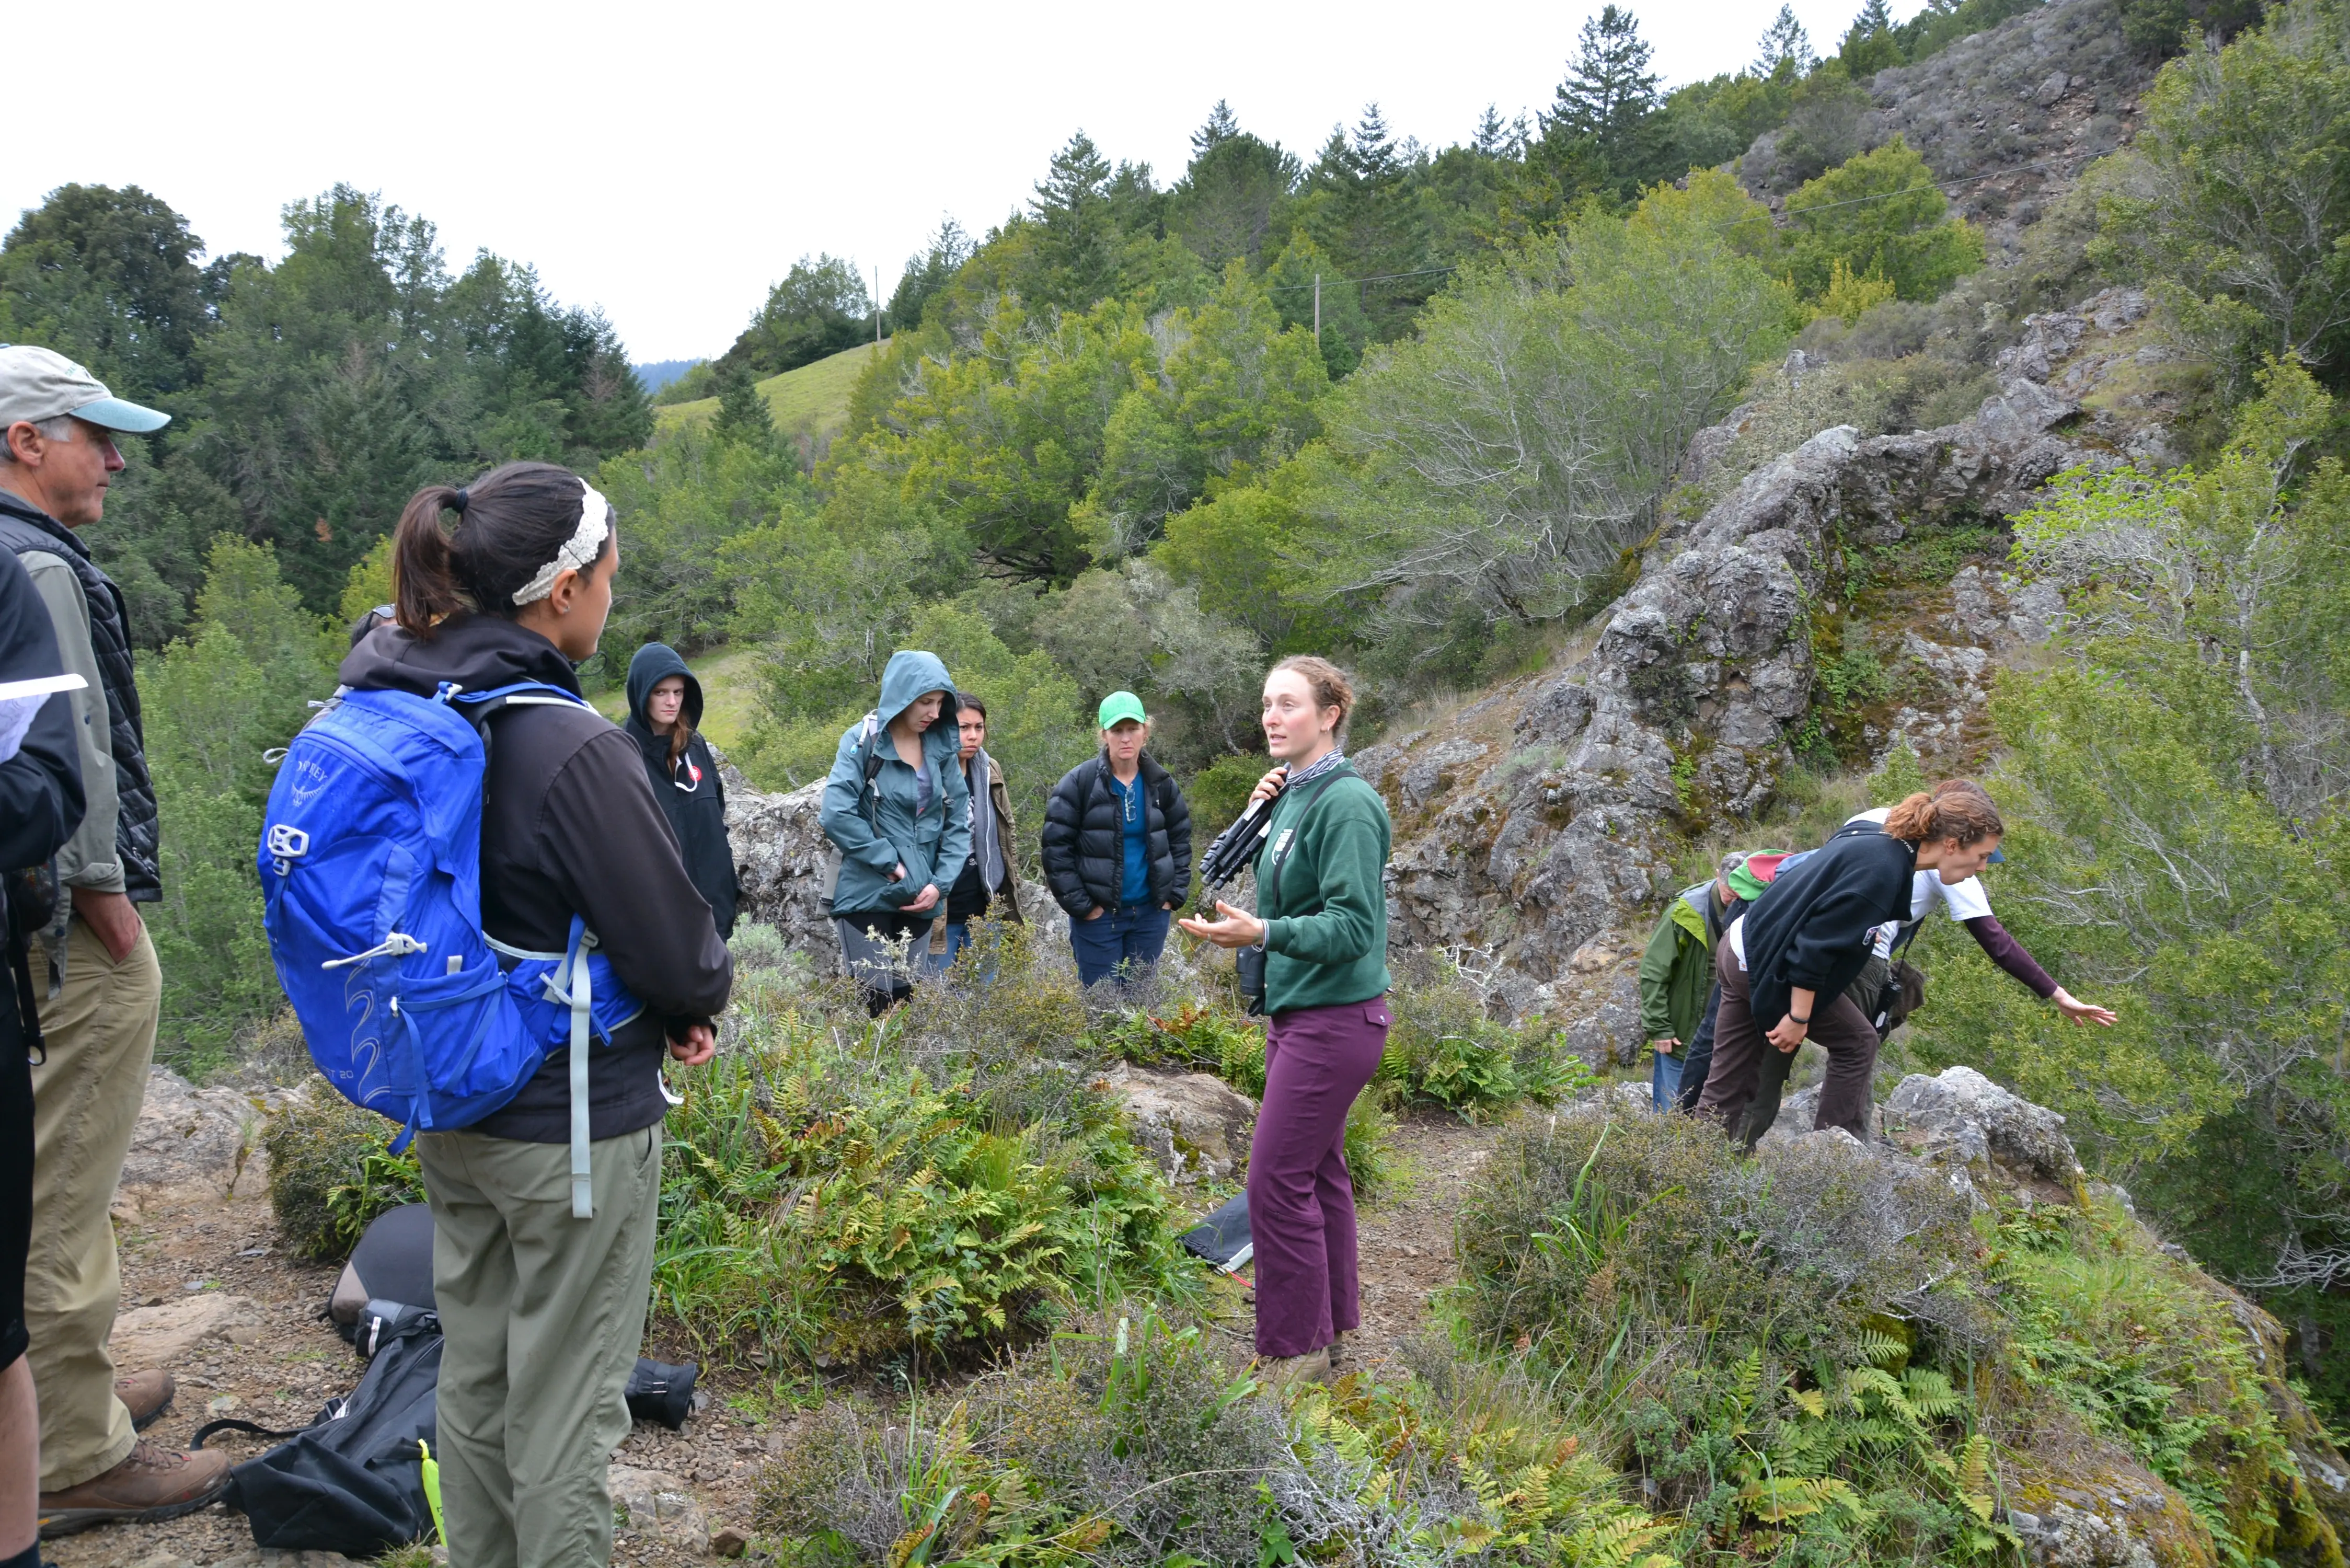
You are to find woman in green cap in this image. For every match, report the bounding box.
[1040,690,1192,985]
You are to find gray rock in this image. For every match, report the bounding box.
[115,1066,257,1206]
[109,1293,264,1370]
[1099,1064,1258,1184]
[724,767,841,975]
[1884,1065,2083,1184]
[609,1464,710,1555]
[2035,69,2071,106]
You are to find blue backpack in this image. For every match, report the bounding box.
[258,681,644,1219]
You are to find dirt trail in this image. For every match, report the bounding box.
[44,1106,1514,1564]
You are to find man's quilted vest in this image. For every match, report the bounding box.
[0,494,160,901]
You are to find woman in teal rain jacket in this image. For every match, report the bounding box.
[821,650,972,1012]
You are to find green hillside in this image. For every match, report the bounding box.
[654,339,883,441]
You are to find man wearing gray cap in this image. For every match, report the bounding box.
[0,345,229,1534]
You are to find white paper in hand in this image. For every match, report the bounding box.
[0,672,86,766]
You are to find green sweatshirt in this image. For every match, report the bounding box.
[1637,882,1717,1045]
[1259,765,1392,1014]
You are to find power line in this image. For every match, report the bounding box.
[1259,153,2083,295]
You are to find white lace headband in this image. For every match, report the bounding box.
[510,481,612,605]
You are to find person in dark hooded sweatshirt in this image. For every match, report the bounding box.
[1698,784,2006,1144]
[624,643,738,938]
[344,462,732,1568]
[821,650,971,1014]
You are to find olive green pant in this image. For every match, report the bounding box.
[417,1122,662,1568]
[26,918,159,1491]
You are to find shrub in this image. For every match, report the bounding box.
[1380,954,1584,1116]
[653,992,1183,1370]
[263,1093,421,1263]
[755,1309,1672,1567]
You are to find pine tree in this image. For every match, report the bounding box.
[710,361,773,447]
[1548,7,1661,155]
[1345,103,1404,186]
[1473,103,1513,158]
[1192,100,1241,158]
[1028,131,1122,309]
[1754,4,1816,75]
[1850,0,1895,33]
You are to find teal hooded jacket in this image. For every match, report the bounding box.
[820,650,973,918]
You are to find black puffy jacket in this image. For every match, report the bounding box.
[1041,753,1192,918]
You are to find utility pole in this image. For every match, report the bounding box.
[1313,273,1321,345]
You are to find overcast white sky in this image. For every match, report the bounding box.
[8,0,1927,364]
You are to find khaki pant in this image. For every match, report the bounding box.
[27,917,160,1491]
[417,1123,662,1568]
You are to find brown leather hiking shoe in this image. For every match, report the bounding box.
[37,1439,231,1537]
[1254,1346,1331,1391]
[114,1369,175,1431]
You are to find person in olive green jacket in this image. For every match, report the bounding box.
[1638,854,1749,1111]
[1182,656,1391,1390]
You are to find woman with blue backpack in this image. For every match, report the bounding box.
[820,651,971,1015]
[337,462,733,1568]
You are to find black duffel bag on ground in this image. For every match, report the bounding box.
[195,1305,444,1555]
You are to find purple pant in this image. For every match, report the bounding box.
[1248,995,1392,1357]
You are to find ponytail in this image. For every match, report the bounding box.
[391,485,469,636]
[1882,778,2004,846]
[386,462,612,640]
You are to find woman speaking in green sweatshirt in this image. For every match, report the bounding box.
[1181,656,1392,1387]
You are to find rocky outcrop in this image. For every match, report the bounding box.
[1720,1076,2350,1566]
[724,766,840,968]
[1097,1064,1259,1185]
[1883,1064,2082,1187]
[1354,290,2170,1039]
[1738,0,2157,262]
[113,1066,260,1217]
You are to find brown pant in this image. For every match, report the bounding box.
[1695,934,1879,1145]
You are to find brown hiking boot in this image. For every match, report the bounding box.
[1327,1329,1355,1368]
[114,1369,176,1431]
[37,1438,231,1537]
[1254,1346,1331,1391]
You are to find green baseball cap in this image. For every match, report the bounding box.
[0,345,169,435]
[1097,691,1148,729]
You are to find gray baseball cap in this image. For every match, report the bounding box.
[0,345,169,435]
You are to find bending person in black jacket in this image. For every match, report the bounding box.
[1697,784,2005,1144]
[355,463,732,1568]
[1041,691,1192,986]
[625,642,739,938]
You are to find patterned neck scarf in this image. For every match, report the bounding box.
[1286,749,1347,788]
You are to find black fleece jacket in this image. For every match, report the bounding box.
[339,615,732,1143]
[624,643,738,938]
[1739,823,1917,1031]
[1040,752,1192,917]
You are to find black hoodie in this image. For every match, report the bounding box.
[625,644,738,938]
[339,615,733,1143]
[1738,823,1917,1032]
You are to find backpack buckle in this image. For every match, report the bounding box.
[264,824,309,877]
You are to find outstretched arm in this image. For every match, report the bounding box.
[1962,915,2114,1025]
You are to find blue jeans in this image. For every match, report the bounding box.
[1069,904,1171,986]
[1651,1043,1686,1111]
